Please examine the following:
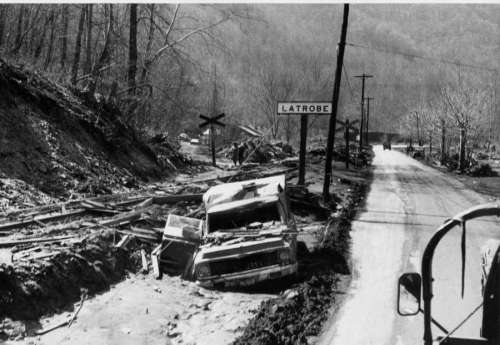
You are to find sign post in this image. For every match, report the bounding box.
[199,113,225,167]
[277,102,332,185]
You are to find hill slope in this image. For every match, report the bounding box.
[0,60,166,199]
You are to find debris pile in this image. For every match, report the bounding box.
[220,138,295,164]
[148,133,192,171]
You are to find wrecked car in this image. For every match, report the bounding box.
[159,175,298,288]
[193,175,297,288]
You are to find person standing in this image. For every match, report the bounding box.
[231,142,239,166]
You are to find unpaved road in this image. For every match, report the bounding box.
[9,275,271,345]
[318,145,500,345]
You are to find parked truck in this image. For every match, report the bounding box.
[397,204,500,345]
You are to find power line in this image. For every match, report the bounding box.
[346,42,498,73]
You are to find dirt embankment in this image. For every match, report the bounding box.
[233,181,370,345]
[0,59,169,201]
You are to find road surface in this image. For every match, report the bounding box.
[318,145,500,345]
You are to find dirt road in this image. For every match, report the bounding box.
[318,145,500,345]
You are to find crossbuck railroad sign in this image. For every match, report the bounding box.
[199,113,225,167]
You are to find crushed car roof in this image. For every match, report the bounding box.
[203,174,286,211]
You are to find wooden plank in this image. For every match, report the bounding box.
[141,249,148,273]
[114,235,131,249]
[35,319,70,335]
[152,253,161,279]
[99,211,143,227]
[0,235,77,248]
[151,243,162,256]
[116,230,158,241]
[0,209,87,232]
[152,194,203,205]
[135,198,153,209]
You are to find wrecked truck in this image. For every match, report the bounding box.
[160,175,298,288]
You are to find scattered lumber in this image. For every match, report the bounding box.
[0,209,87,232]
[0,235,77,248]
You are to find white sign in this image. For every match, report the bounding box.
[277,102,332,115]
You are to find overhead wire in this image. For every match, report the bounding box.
[346,42,498,73]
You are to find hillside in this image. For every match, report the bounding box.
[0,59,167,204]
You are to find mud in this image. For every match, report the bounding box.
[233,182,369,345]
[0,230,138,326]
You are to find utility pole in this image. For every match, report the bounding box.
[323,3,349,203]
[365,97,374,145]
[354,73,373,151]
[211,64,218,166]
[298,114,308,185]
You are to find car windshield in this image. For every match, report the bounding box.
[207,202,281,232]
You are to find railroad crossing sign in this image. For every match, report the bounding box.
[199,113,225,129]
[199,113,225,167]
[336,119,359,169]
[336,118,359,133]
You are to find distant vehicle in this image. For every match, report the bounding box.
[179,133,190,142]
[190,138,200,145]
[383,141,391,150]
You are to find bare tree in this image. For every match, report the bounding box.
[441,84,489,171]
[71,6,86,85]
[44,9,58,69]
[60,5,69,68]
[83,4,93,75]
[127,4,138,95]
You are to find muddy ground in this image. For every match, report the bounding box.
[0,156,371,345]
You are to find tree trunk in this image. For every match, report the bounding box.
[140,4,155,85]
[34,10,51,59]
[428,132,432,157]
[44,10,57,69]
[83,4,93,75]
[0,5,7,47]
[12,5,25,54]
[88,4,114,96]
[127,4,138,95]
[440,119,446,165]
[459,127,466,172]
[60,5,69,68]
[70,6,86,85]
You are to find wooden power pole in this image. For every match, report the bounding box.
[365,97,374,145]
[323,3,349,202]
[354,73,373,151]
